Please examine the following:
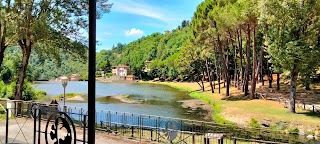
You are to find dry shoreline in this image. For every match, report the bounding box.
[142,81,320,135]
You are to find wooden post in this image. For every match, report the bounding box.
[192,133,195,144]
[277,73,280,91]
[313,105,315,113]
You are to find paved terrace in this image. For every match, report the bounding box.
[0,118,152,144]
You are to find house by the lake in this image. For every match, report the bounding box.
[143,60,152,72]
[126,75,135,80]
[112,65,130,76]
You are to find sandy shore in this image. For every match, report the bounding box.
[97,94,144,104]
[66,95,85,101]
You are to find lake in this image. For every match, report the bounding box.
[33,81,209,121]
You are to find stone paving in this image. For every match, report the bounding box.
[0,118,152,144]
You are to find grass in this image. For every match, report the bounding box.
[142,81,320,131]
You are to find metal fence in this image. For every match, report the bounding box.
[2,104,87,144]
[93,110,307,144]
[1,101,309,144]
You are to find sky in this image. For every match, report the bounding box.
[96,0,204,51]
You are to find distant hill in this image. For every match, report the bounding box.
[96,22,191,81]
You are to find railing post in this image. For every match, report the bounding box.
[150,129,153,141]
[83,115,86,144]
[5,108,8,143]
[115,124,118,134]
[139,115,142,141]
[131,126,134,138]
[38,109,41,144]
[33,107,37,144]
[157,117,160,142]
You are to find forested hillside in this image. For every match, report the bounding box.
[1,47,88,82]
[97,20,191,80]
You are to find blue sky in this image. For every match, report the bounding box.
[96,0,204,51]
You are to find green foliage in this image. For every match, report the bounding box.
[79,74,88,81]
[249,118,261,128]
[289,128,299,135]
[96,25,191,80]
[0,81,46,100]
[1,47,88,81]
[105,73,113,78]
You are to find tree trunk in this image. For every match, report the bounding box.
[206,58,214,93]
[260,25,267,86]
[201,70,205,91]
[268,62,272,88]
[226,46,230,96]
[244,24,251,96]
[214,54,221,93]
[288,69,298,113]
[15,39,32,100]
[0,46,5,68]
[0,2,8,68]
[276,73,280,91]
[217,36,230,96]
[0,25,7,68]
[212,71,215,89]
[237,29,243,90]
[234,44,237,88]
[250,21,257,99]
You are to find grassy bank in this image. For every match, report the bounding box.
[151,82,230,124]
[143,81,320,132]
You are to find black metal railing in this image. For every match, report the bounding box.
[2,101,309,144]
[93,110,306,144]
[3,105,87,144]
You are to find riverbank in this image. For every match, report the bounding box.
[143,81,320,135]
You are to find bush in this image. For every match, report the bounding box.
[79,74,88,81]
[0,81,46,100]
[249,118,261,128]
[289,128,299,135]
[105,73,113,78]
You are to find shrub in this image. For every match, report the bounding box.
[289,128,299,135]
[249,118,261,128]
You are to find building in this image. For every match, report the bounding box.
[143,60,152,72]
[126,75,135,80]
[112,65,130,76]
[164,30,171,34]
[70,74,81,81]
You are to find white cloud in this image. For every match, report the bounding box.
[103,32,112,35]
[112,0,177,22]
[125,28,144,36]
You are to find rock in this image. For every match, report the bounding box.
[285,130,289,135]
[299,130,306,136]
[259,122,270,127]
[307,135,315,139]
[315,131,320,136]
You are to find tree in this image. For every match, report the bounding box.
[0,0,15,67]
[9,0,112,100]
[261,0,320,113]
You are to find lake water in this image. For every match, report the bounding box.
[33,81,208,121]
